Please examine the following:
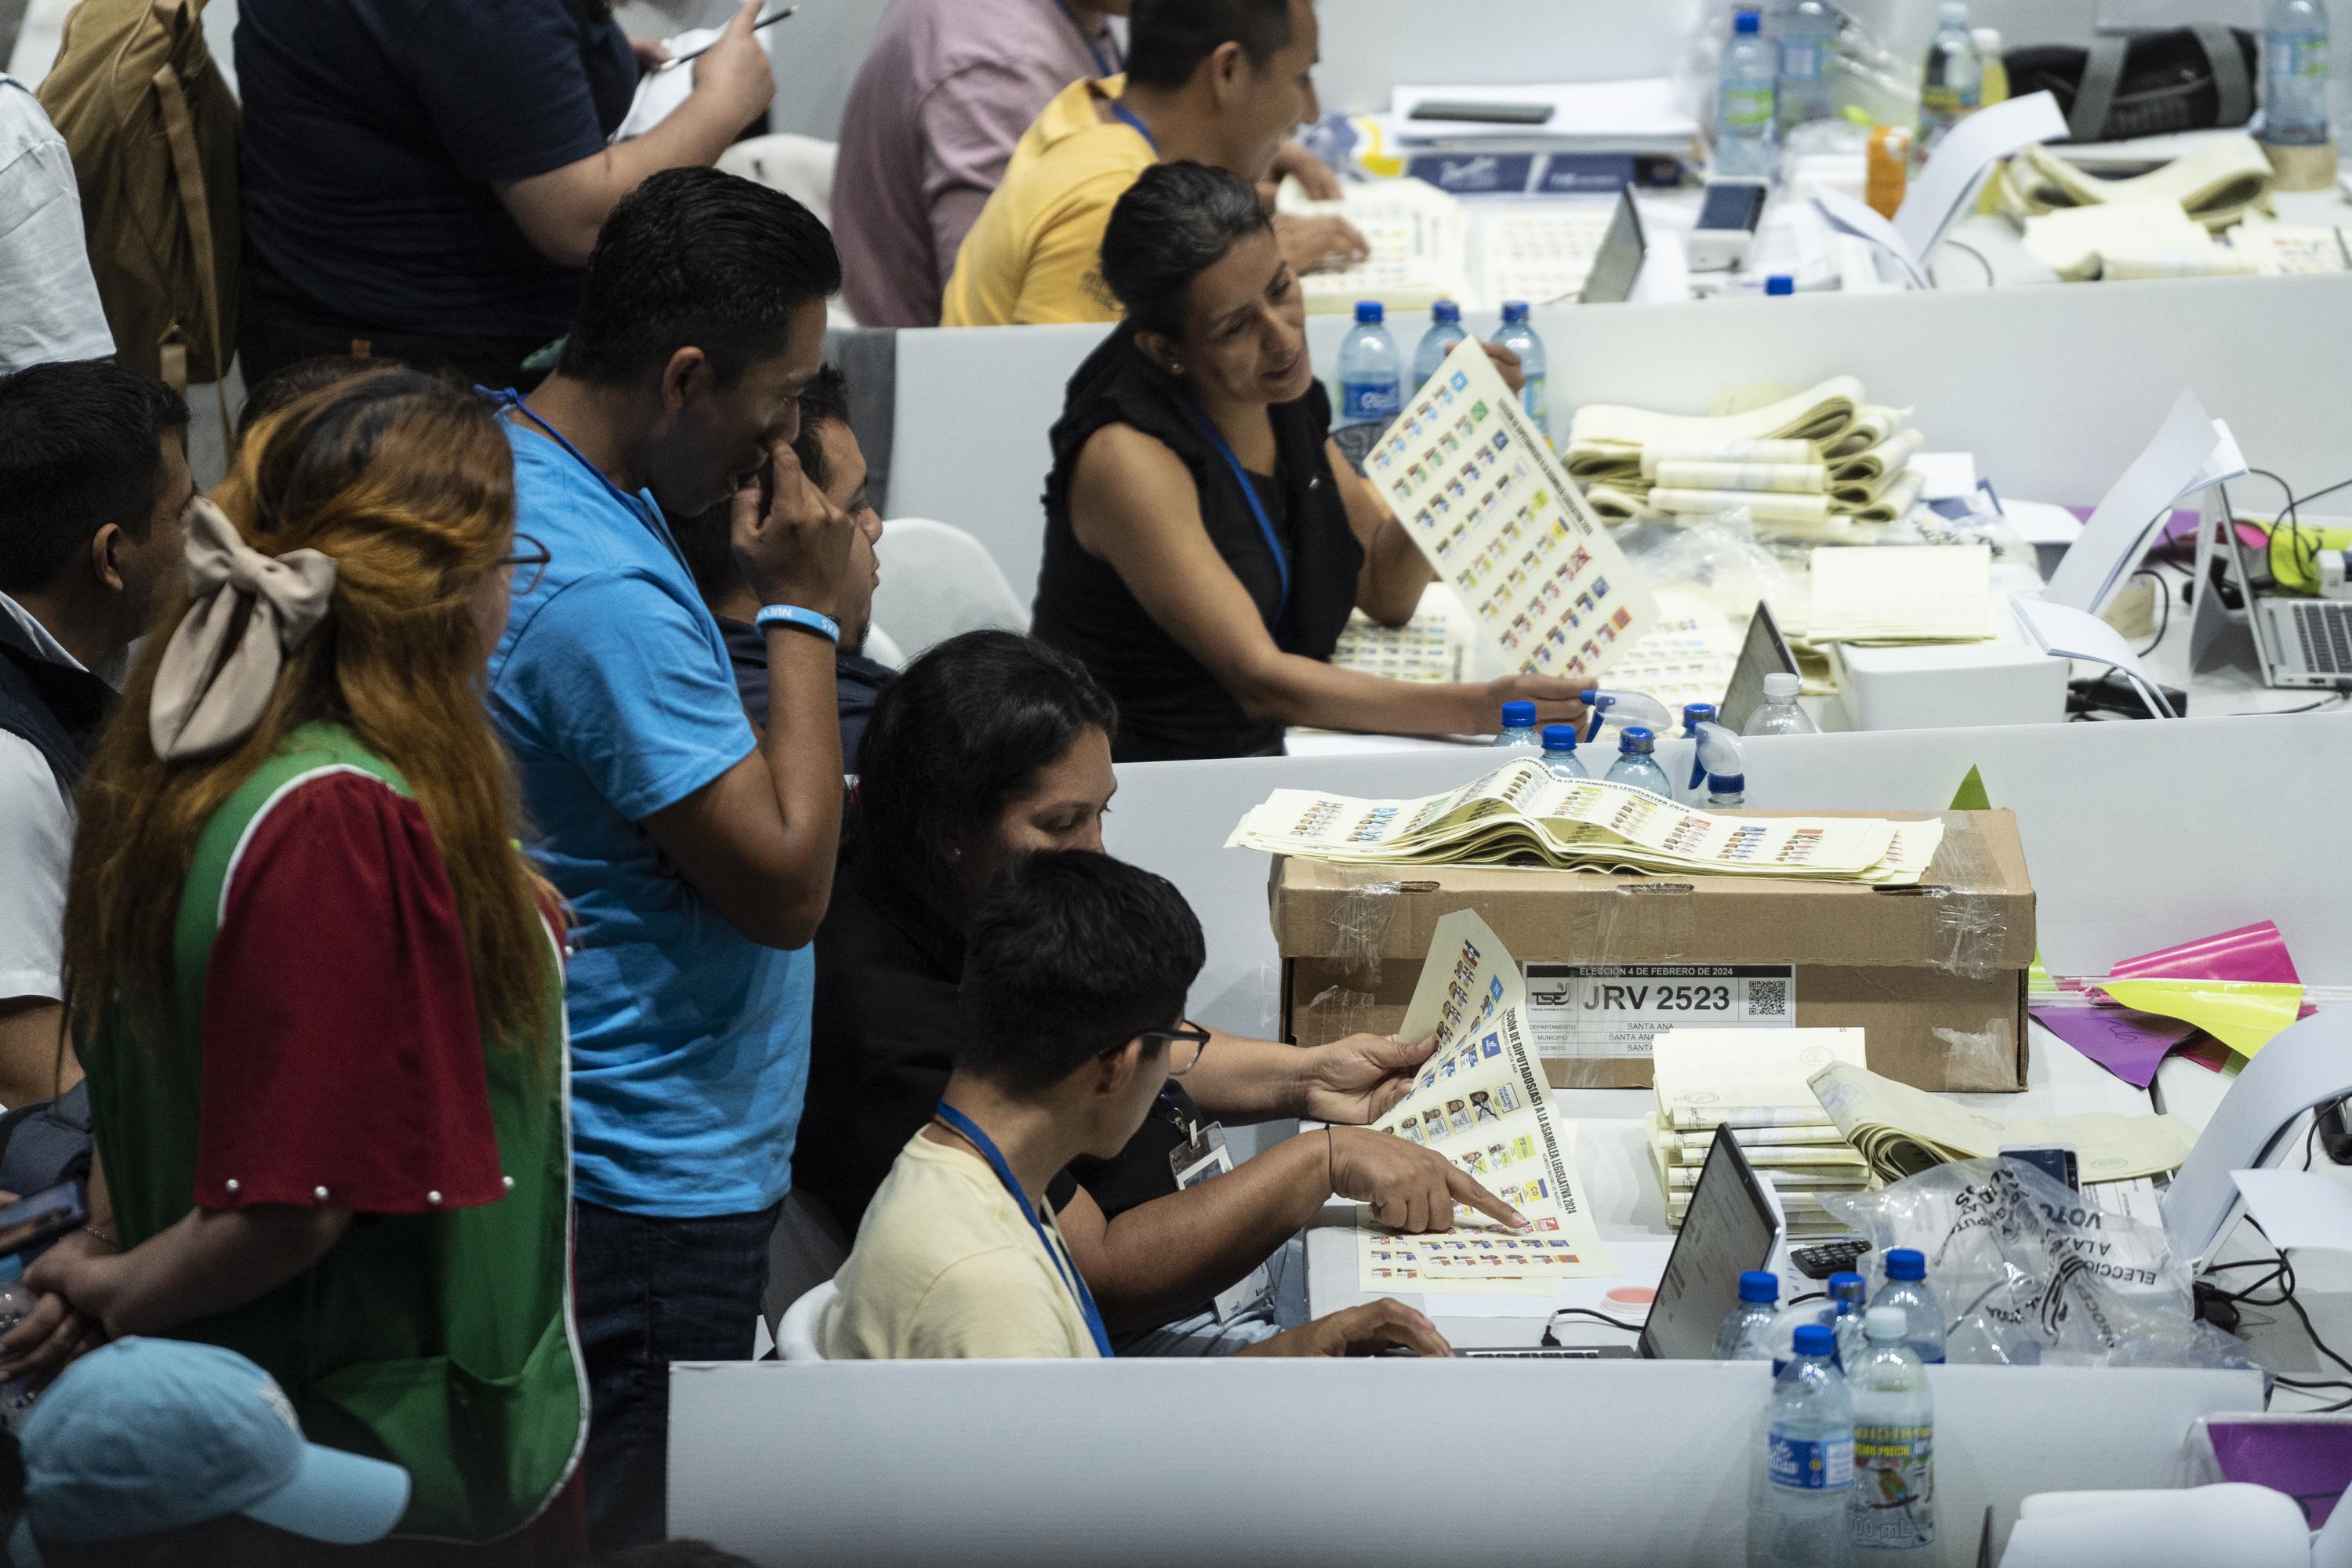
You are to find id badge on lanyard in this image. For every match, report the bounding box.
[1169,1121,1272,1322]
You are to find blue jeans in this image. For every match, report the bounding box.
[575,1199,781,1552]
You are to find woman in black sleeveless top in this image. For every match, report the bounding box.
[1033,163,1585,763]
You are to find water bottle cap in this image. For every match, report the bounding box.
[1829,1270,1866,1301]
[1762,671,1801,702]
[1737,1269,1778,1303]
[1501,300,1530,323]
[1886,1247,1926,1280]
[1541,724,1578,752]
[1733,9,1762,34]
[1501,699,1537,727]
[1938,0,1967,21]
[1354,300,1385,324]
[1432,299,1461,323]
[1619,725,1655,753]
[1708,773,1746,793]
[1791,1323,1835,1356]
[1766,275,1795,296]
[1866,1305,1908,1341]
[1680,703,1718,732]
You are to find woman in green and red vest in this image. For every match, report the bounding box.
[21,369,586,1561]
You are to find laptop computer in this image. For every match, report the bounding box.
[1577,184,1650,307]
[1717,601,1802,734]
[2190,487,2352,690]
[1461,1127,1784,1359]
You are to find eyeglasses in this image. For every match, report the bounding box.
[1140,1022,1211,1076]
[501,533,552,596]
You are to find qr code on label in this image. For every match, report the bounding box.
[1748,981,1790,1017]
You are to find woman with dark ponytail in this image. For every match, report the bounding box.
[1033,162,1587,761]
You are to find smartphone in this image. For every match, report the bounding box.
[1410,100,1556,125]
[0,1181,88,1267]
[1694,180,1769,234]
[2000,1145,2081,1193]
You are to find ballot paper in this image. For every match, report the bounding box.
[1226,758,1947,885]
[1365,339,1657,682]
[1807,545,1994,644]
[1356,912,1616,1294]
[1808,1061,2199,1184]
[1653,1028,1870,1130]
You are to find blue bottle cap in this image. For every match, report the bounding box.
[1734,9,1762,33]
[1829,1270,1866,1301]
[1619,725,1655,753]
[1737,1270,1778,1303]
[1354,300,1385,323]
[1501,699,1537,727]
[1541,724,1578,752]
[1501,300,1530,324]
[1766,274,1795,296]
[1708,772,1745,793]
[1681,702,1718,731]
[1885,1247,1926,1281]
[1792,1323,1835,1356]
[1432,299,1461,323]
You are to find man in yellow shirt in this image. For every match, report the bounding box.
[821,850,1453,1359]
[940,0,1364,328]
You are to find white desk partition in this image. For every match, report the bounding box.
[889,273,2352,621]
[1102,710,2352,1040]
[669,1358,2257,1566]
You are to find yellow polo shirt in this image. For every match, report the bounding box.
[940,75,1156,328]
[818,1131,1102,1359]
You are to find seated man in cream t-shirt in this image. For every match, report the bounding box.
[820,851,1452,1360]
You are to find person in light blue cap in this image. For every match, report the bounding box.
[12,1337,409,1566]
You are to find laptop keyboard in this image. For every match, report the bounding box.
[2290,601,2352,677]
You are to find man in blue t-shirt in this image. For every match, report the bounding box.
[483,167,856,1552]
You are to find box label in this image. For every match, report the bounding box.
[1521,964,1795,1060]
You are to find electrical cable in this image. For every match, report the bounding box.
[1539,1307,1646,1345]
[1930,239,1996,289]
[2128,566,2172,657]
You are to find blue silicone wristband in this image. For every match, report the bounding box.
[754,604,841,646]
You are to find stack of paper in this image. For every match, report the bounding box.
[1807,1061,2200,1185]
[1647,1029,1875,1236]
[1566,377,1933,535]
[1358,911,1617,1294]
[1226,759,1947,885]
[1806,545,1995,644]
[1276,176,1468,314]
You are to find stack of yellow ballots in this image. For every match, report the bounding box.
[1225,758,1943,886]
[1646,1029,1875,1237]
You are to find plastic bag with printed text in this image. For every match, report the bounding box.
[1820,1158,2258,1371]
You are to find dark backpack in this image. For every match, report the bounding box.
[0,1083,93,1217]
[2008,27,2259,144]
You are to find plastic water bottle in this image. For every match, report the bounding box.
[1489,302,1549,435]
[1606,725,1676,799]
[1494,699,1541,750]
[1774,0,1837,132]
[1741,672,1817,736]
[1538,724,1589,781]
[1680,703,1720,797]
[2264,0,2332,147]
[1918,2,1983,155]
[1828,1271,1870,1369]
[1337,301,1403,427]
[1850,1306,1935,1561]
[1413,300,1468,395]
[1867,1249,1948,1366]
[1755,1323,1857,1568]
[1715,1270,1781,1360]
[1717,10,1779,179]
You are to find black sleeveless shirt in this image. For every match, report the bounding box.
[1033,330,1364,762]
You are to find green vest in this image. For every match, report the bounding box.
[82,724,585,1541]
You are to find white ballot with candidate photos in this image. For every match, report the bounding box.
[1363,338,1658,684]
[1356,911,1617,1295]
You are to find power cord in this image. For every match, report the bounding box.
[1929,239,1996,289]
[1539,1307,1646,1345]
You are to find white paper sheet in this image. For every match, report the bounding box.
[2044,390,2233,614]
[1911,452,1980,502]
[612,27,718,142]
[1893,92,2071,263]
[2011,597,2177,717]
[2230,1169,2352,1254]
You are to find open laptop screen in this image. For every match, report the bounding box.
[1639,1128,1783,1360]
[1718,601,1801,735]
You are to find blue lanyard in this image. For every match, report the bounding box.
[1106,97,1157,154]
[933,1102,1116,1358]
[1057,0,1123,78]
[482,386,687,572]
[1181,399,1292,622]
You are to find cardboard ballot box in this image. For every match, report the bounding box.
[1271,810,2036,1093]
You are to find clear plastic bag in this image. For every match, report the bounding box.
[1820,1159,2259,1372]
[1675,0,1930,145]
[1616,510,1806,626]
